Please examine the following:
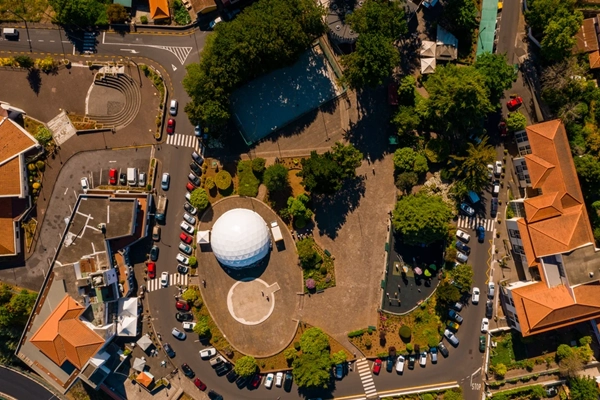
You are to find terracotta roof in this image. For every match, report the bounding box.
[523,192,562,223]
[30,295,105,370]
[136,372,153,387]
[590,51,600,69]
[0,198,15,255]
[0,157,23,197]
[190,0,217,14]
[0,118,38,166]
[574,18,599,54]
[149,0,170,19]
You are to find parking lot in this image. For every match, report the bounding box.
[84,156,151,190]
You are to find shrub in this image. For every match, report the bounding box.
[284,348,297,363]
[422,394,434,400]
[14,55,34,69]
[32,182,41,190]
[188,256,197,267]
[524,359,535,371]
[214,170,232,190]
[251,158,266,175]
[264,164,289,192]
[36,56,58,73]
[27,164,36,171]
[579,336,592,346]
[190,188,210,211]
[405,343,413,352]
[348,329,365,338]
[556,344,574,361]
[297,238,321,269]
[364,339,372,349]
[427,335,438,348]
[319,265,328,274]
[36,161,45,171]
[494,363,507,378]
[205,177,215,190]
[305,279,316,290]
[293,341,301,350]
[140,15,148,24]
[399,325,411,341]
[234,356,258,378]
[237,160,260,197]
[35,126,53,147]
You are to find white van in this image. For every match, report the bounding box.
[3,28,19,40]
[169,99,178,116]
[127,168,138,186]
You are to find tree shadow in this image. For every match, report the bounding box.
[27,68,42,95]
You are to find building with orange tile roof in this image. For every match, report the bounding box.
[503,120,600,336]
[149,0,170,20]
[0,117,40,257]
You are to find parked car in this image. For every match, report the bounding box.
[456,251,469,264]
[479,335,486,352]
[180,221,194,234]
[176,312,193,322]
[188,172,201,187]
[194,378,207,391]
[164,342,175,358]
[208,390,223,400]
[147,262,156,279]
[139,172,146,187]
[498,121,507,137]
[176,253,190,265]
[456,229,471,243]
[447,321,460,332]
[119,173,127,185]
[335,363,344,379]
[455,241,471,255]
[481,317,489,333]
[177,265,189,274]
[169,99,178,116]
[419,352,427,367]
[226,369,238,383]
[183,213,196,225]
[452,302,464,311]
[472,287,480,304]
[407,355,416,370]
[250,373,263,388]
[372,359,382,374]
[186,182,197,192]
[208,16,222,29]
[80,177,89,193]
[194,124,202,137]
[199,347,217,359]
[167,118,175,134]
[172,327,186,340]
[448,309,464,323]
[444,329,460,347]
[109,168,117,185]
[215,362,231,376]
[190,162,202,176]
[184,202,197,215]
[476,225,486,243]
[395,355,405,373]
[161,172,170,190]
[487,164,494,179]
[492,180,500,197]
[438,342,449,358]
[275,372,283,387]
[283,371,293,391]
[179,233,193,245]
[236,376,248,389]
[191,151,204,166]
[507,96,523,110]
[264,373,274,389]
[182,321,196,331]
[486,300,493,318]
[160,271,169,287]
[460,203,475,216]
[181,363,194,378]
[488,281,495,298]
[176,300,190,311]
[152,225,161,241]
[150,245,159,261]
[430,346,438,363]
[179,243,193,255]
[491,197,498,217]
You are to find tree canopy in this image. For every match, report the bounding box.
[450,136,496,193]
[293,327,332,389]
[448,264,474,291]
[234,356,258,378]
[341,33,400,89]
[190,188,210,211]
[183,0,325,131]
[569,376,600,400]
[525,0,577,36]
[299,143,362,194]
[287,194,313,226]
[506,112,527,132]
[263,164,289,193]
[392,193,453,245]
[474,53,516,106]
[541,10,583,63]
[0,285,37,364]
[441,0,478,43]
[346,0,407,39]
[49,0,106,26]
[106,4,129,24]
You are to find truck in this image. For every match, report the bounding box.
[270,221,283,243]
[156,195,167,223]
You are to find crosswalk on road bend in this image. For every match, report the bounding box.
[457,216,496,232]
[356,358,378,399]
[166,133,202,152]
[146,273,188,292]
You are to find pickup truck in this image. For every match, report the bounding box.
[270,221,283,243]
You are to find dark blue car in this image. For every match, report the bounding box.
[455,240,471,255]
[334,363,344,379]
[476,225,485,243]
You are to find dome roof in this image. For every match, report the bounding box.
[211,208,271,268]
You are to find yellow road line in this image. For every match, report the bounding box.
[376,381,459,395]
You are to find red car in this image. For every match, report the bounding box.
[372,359,382,375]
[498,121,507,137]
[507,96,523,110]
[180,232,193,244]
[186,182,196,192]
[176,300,190,311]
[194,378,207,391]
[249,373,262,388]
[147,262,156,279]
[109,168,118,185]
[167,118,175,135]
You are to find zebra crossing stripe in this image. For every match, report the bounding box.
[158,46,193,65]
[457,216,495,232]
[166,134,201,151]
[146,274,188,292]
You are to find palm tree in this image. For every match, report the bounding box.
[450,137,495,193]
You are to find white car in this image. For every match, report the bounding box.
[177,253,190,265]
[161,172,170,190]
[275,372,283,387]
[199,347,217,359]
[180,221,194,234]
[487,164,494,179]
[456,229,471,243]
[481,318,489,333]
[160,271,169,287]
[81,177,89,193]
[185,192,191,202]
[494,161,502,176]
[419,352,427,367]
[472,287,480,304]
[138,172,146,187]
[264,373,274,388]
[488,281,495,298]
[171,327,186,340]
[395,355,405,373]
[183,213,196,225]
[182,321,196,331]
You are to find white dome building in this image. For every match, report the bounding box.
[210,208,271,268]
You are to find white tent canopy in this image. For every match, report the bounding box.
[420,41,436,58]
[421,58,436,74]
[117,297,139,337]
[136,334,153,351]
[132,357,146,372]
[197,230,210,245]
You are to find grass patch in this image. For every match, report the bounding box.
[0,0,50,22]
[22,218,37,252]
[66,380,112,400]
[490,334,515,367]
[24,116,43,135]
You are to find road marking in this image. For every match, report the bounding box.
[457,216,495,232]
[120,49,139,53]
[109,160,116,163]
[354,359,378,398]
[63,187,69,195]
[146,273,188,292]
[171,64,177,71]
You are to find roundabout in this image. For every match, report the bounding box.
[196,196,302,357]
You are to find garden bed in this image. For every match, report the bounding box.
[302,238,336,293]
[23,218,38,252]
[67,114,98,130]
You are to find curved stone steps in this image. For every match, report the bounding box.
[87,74,142,130]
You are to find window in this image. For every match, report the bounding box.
[514,245,524,254]
[557,262,565,278]
[509,229,521,239]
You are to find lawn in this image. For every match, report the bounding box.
[349,295,443,357]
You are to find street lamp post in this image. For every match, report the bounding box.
[3,9,33,53]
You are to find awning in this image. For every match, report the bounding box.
[136,371,154,387]
[420,41,436,58]
[136,334,153,351]
[197,230,210,244]
[421,58,436,74]
[132,357,146,372]
[117,316,137,337]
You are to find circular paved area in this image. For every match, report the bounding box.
[197,196,302,357]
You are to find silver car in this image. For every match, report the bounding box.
[138,172,147,187]
[171,327,186,340]
[183,213,196,225]
[179,243,193,255]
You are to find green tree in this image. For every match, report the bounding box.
[284,348,298,363]
[214,170,232,190]
[106,3,129,24]
[525,0,576,35]
[34,126,53,146]
[287,194,313,226]
[474,53,516,105]
[399,325,411,341]
[190,188,210,211]
[0,285,12,304]
[443,388,463,400]
[296,238,321,268]
[49,0,106,26]
[541,10,583,63]
[299,151,344,194]
[234,356,258,378]
[494,363,507,378]
[263,164,290,192]
[556,344,574,360]
[442,0,478,41]
[330,142,363,177]
[436,282,461,305]
[448,264,474,290]
[392,106,421,136]
[293,327,332,389]
[413,154,428,174]
[397,75,417,107]
[181,288,199,303]
[193,319,210,337]
[450,137,496,193]
[173,0,191,25]
[392,193,453,245]
[251,158,266,175]
[393,147,417,172]
[575,155,600,191]
[188,256,197,268]
[559,351,583,378]
[331,350,347,365]
[423,64,494,139]
[506,111,527,132]
[569,376,600,400]
[340,33,400,89]
[395,171,418,193]
[346,0,407,39]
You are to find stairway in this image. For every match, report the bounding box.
[87,73,141,131]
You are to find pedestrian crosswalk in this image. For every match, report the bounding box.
[457,216,496,232]
[156,46,193,65]
[166,133,202,152]
[146,273,188,292]
[356,358,378,399]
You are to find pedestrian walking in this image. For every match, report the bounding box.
[372,167,375,175]
[202,279,206,287]
[386,292,389,298]
[266,296,270,302]
[367,155,371,164]
[418,288,421,293]
[261,291,264,296]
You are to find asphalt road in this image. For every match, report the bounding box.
[0,366,58,400]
